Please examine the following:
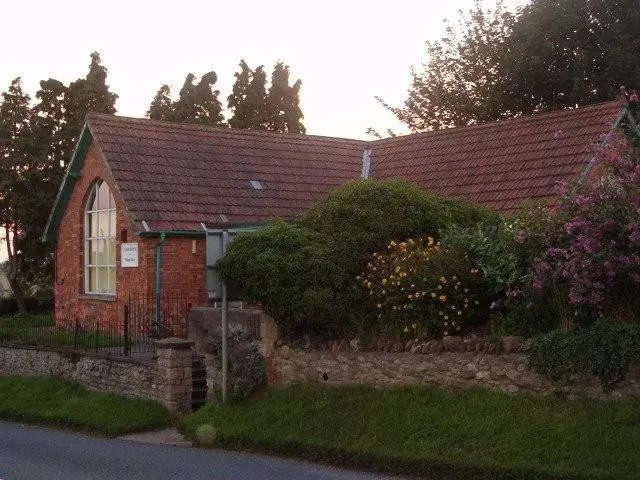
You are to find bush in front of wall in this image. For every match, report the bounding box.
[358,236,484,338]
[528,321,640,391]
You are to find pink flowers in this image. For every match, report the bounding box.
[529,133,640,314]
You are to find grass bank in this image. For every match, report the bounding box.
[0,376,173,436]
[183,384,640,480]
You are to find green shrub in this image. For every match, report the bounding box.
[195,423,218,445]
[359,237,483,337]
[491,284,577,337]
[216,221,351,339]
[299,179,497,274]
[529,322,640,390]
[439,222,522,297]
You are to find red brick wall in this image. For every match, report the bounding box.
[54,142,207,332]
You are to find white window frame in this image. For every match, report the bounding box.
[84,180,116,295]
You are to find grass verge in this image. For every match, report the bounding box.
[0,375,173,436]
[182,384,640,480]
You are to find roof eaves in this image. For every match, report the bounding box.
[41,124,93,243]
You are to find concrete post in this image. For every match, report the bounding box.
[154,337,195,412]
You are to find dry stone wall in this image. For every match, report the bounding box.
[0,339,195,412]
[270,347,640,398]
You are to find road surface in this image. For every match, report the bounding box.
[0,422,398,479]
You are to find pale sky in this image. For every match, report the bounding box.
[0,0,524,261]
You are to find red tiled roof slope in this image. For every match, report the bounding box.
[86,101,621,232]
[371,101,622,213]
[86,115,367,231]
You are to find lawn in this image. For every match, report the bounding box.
[183,384,640,480]
[0,375,174,436]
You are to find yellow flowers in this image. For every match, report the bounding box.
[358,234,480,339]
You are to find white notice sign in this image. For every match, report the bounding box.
[121,243,139,268]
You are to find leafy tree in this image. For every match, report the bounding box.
[382,0,640,132]
[227,60,268,130]
[379,0,515,131]
[147,72,224,126]
[501,0,640,114]
[266,62,305,134]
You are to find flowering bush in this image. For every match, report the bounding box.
[358,237,482,337]
[522,135,640,324]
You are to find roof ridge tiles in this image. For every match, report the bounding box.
[86,113,368,145]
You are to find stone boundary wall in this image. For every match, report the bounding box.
[255,308,640,399]
[0,338,194,412]
[268,347,640,398]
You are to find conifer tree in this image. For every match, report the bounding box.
[265,62,305,134]
[228,60,268,130]
[149,72,224,126]
[147,85,173,121]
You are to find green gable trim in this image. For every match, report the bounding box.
[41,124,94,243]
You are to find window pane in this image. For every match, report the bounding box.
[107,267,116,293]
[88,267,98,292]
[109,210,116,237]
[88,240,97,266]
[95,239,105,265]
[88,187,98,211]
[97,182,110,210]
[98,212,109,237]
[109,192,116,210]
[97,267,109,293]
[88,212,98,237]
[107,239,116,266]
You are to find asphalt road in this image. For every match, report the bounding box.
[0,422,397,480]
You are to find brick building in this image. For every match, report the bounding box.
[42,100,630,328]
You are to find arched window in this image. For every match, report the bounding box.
[84,180,116,294]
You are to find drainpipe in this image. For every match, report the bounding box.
[154,232,166,331]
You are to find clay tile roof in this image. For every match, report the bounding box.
[86,115,367,231]
[83,101,621,233]
[370,101,622,214]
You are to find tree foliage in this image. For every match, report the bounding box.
[265,62,305,134]
[0,78,33,312]
[379,0,515,131]
[148,72,224,126]
[0,52,118,313]
[227,60,268,130]
[227,60,305,133]
[383,0,640,132]
[148,61,305,133]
